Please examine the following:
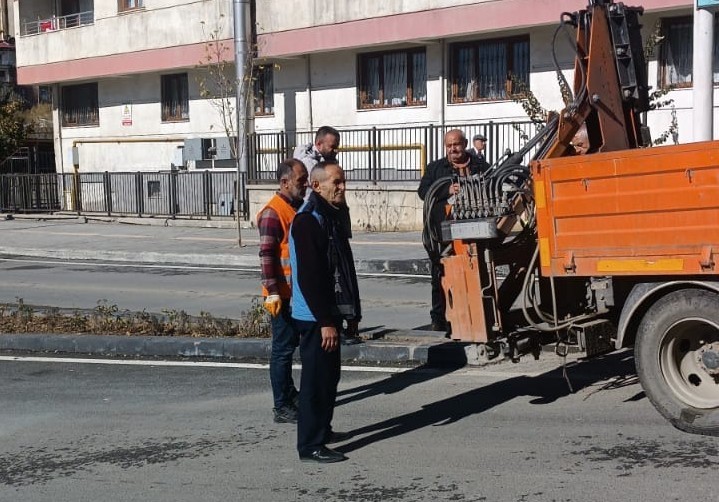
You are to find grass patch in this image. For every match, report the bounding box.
[0,298,270,338]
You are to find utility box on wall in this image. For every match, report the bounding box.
[183,139,203,162]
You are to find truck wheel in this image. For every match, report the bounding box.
[635,289,719,436]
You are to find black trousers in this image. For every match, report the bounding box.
[295,318,341,456]
[430,259,446,324]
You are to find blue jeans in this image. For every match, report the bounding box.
[270,304,300,409]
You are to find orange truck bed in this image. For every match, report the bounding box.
[531,140,719,277]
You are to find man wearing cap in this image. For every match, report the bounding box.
[470,133,490,171]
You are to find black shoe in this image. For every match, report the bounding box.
[288,388,300,409]
[430,320,447,332]
[326,431,352,443]
[299,446,348,463]
[273,405,297,424]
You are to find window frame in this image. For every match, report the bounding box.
[357,48,427,110]
[448,35,530,104]
[118,0,144,13]
[161,73,190,123]
[658,15,719,89]
[253,65,274,117]
[61,82,99,128]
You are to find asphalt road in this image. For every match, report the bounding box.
[0,257,432,331]
[2,352,718,502]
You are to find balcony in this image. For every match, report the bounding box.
[22,11,94,36]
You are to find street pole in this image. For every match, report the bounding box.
[233,0,251,247]
[693,1,715,142]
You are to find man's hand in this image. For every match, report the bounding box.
[449,183,460,195]
[321,326,339,352]
[263,295,282,317]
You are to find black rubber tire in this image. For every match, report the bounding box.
[635,288,719,436]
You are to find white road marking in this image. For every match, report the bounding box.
[0,355,560,379]
[0,355,408,373]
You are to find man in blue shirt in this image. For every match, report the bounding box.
[289,161,361,464]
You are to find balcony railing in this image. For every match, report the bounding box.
[22,11,94,36]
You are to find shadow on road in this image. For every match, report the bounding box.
[336,363,464,408]
[336,350,638,454]
[337,341,469,407]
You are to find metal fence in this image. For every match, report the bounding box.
[1,120,540,218]
[248,120,541,183]
[0,171,240,219]
[22,11,94,36]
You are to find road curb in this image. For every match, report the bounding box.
[0,247,431,275]
[0,333,464,366]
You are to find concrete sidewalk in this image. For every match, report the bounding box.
[0,214,430,275]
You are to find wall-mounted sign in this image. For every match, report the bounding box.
[122,104,132,126]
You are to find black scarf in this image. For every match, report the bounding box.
[302,192,361,321]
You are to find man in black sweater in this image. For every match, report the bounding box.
[289,161,361,464]
[417,129,488,333]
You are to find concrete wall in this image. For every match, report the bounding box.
[248,183,424,231]
[256,0,489,33]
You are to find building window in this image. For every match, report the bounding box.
[119,0,144,12]
[253,65,274,116]
[161,73,189,122]
[62,83,99,127]
[147,180,161,198]
[357,49,427,109]
[660,16,719,88]
[449,36,529,103]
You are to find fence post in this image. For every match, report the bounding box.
[103,171,112,216]
[203,170,212,220]
[169,170,177,218]
[488,121,496,165]
[136,172,143,217]
[73,172,82,214]
[427,124,434,166]
[375,128,382,182]
[279,130,286,163]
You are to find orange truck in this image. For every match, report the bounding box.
[431,0,719,435]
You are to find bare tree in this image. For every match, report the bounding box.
[196,14,257,246]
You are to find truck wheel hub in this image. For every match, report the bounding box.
[698,343,719,376]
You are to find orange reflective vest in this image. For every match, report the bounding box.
[257,194,296,299]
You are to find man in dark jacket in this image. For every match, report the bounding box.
[417,129,488,333]
[289,161,361,464]
[469,133,490,171]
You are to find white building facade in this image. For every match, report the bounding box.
[12,0,706,176]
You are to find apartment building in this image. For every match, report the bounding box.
[13,0,706,176]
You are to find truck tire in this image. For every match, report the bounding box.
[635,288,719,436]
